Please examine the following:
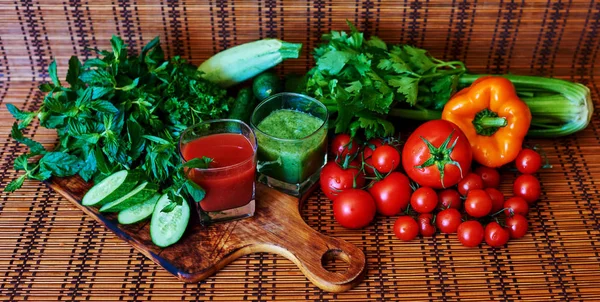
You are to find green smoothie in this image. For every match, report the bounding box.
[256,109,327,184]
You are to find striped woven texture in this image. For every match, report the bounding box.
[1,0,600,301]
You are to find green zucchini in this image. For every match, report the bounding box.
[228,87,256,123]
[253,71,281,101]
[150,194,190,248]
[117,193,160,225]
[198,39,302,87]
[99,181,158,213]
[82,170,140,207]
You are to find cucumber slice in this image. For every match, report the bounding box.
[150,194,190,248]
[117,194,160,225]
[99,181,158,213]
[82,170,140,207]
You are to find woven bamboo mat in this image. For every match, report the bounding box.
[1,0,600,301]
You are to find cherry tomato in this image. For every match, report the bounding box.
[464,189,493,218]
[513,174,541,204]
[438,189,462,210]
[332,189,376,229]
[402,120,472,189]
[457,220,484,247]
[369,172,412,216]
[484,222,510,247]
[331,134,360,160]
[410,187,438,214]
[503,196,529,217]
[457,173,484,196]
[362,138,385,176]
[320,160,366,201]
[418,213,436,237]
[394,216,419,241]
[436,208,462,234]
[515,148,542,174]
[505,214,529,239]
[485,188,505,213]
[474,166,501,188]
[372,145,401,173]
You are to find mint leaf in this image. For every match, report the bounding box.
[14,153,31,171]
[83,58,109,69]
[6,104,36,129]
[91,86,114,100]
[110,35,126,61]
[184,179,205,201]
[183,157,212,169]
[90,100,118,114]
[4,175,25,192]
[66,56,82,88]
[78,150,96,181]
[118,77,139,91]
[49,60,61,87]
[39,151,83,177]
[30,167,52,181]
[11,123,46,154]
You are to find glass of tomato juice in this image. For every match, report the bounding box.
[179,119,257,223]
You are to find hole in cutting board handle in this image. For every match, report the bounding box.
[321,249,350,274]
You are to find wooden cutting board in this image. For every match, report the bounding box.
[47,176,366,293]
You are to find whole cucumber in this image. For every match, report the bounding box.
[253,72,282,101]
[228,87,256,123]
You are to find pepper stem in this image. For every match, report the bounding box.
[472,109,507,136]
[478,116,507,128]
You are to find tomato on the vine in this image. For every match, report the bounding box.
[505,214,529,239]
[394,216,419,241]
[436,208,462,234]
[372,145,401,174]
[464,189,493,218]
[438,189,462,210]
[332,189,376,229]
[503,196,529,217]
[474,166,501,188]
[402,120,472,189]
[369,172,412,216]
[515,148,542,174]
[513,174,541,203]
[457,173,484,196]
[320,160,365,201]
[457,221,484,247]
[410,187,438,214]
[418,213,436,237]
[484,222,510,247]
[362,138,384,176]
[485,188,505,213]
[331,134,360,160]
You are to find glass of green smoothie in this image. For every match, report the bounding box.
[250,92,328,197]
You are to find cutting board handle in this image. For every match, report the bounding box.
[251,218,366,293]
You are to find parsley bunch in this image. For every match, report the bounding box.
[303,22,466,139]
[6,36,234,196]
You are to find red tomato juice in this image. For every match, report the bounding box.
[181,133,255,212]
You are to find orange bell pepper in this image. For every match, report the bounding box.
[441,76,531,168]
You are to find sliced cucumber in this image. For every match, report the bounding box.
[117,193,160,225]
[150,194,190,248]
[99,181,158,213]
[82,170,140,207]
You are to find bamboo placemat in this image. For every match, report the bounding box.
[1,0,600,301]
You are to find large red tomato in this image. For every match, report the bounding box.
[402,120,472,189]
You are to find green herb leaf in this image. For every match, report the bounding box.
[83,58,109,69]
[11,123,46,154]
[66,56,82,88]
[4,175,25,192]
[49,60,61,87]
[183,157,212,169]
[90,100,118,114]
[39,151,83,177]
[184,179,205,201]
[6,104,36,129]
